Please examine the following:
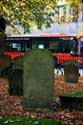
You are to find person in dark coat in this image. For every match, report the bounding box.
[80,38,83,55]
[71,36,78,55]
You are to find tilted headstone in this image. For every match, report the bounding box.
[23,49,54,111]
[64,60,79,83]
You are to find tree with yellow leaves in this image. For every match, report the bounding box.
[67,0,82,22]
[0,0,82,34]
[0,0,82,53]
[0,0,57,33]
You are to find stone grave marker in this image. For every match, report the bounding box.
[23,49,54,111]
[64,60,79,83]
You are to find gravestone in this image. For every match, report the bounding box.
[13,55,24,70]
[64,60,79,83]
[23,49,54,111]
[9,69,23,96]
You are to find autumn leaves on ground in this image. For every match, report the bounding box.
[55,75,83,95]
[0,75,83,124]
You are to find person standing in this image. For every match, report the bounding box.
[80,38,83,55]
[71,36,78,55]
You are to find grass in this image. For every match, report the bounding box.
[61,90,83,98]
[59,90,83,110]
[0,115,60,125]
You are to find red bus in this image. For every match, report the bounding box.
[4,35,83,66]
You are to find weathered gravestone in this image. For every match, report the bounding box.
[13,55,24,70]
[64,60,79,83]
[23,49,54,111]
[9,69,23,96]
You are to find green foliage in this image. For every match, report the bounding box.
[68,0,82,22]
[0,0,82,32]
[61,90,83,98]
[23,49,54,110]
[0,0,57,32]
[0,115,60,125]
[13,55,24,70]
[0,31,6,38]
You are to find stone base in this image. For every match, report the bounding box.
[59,95,83,110]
